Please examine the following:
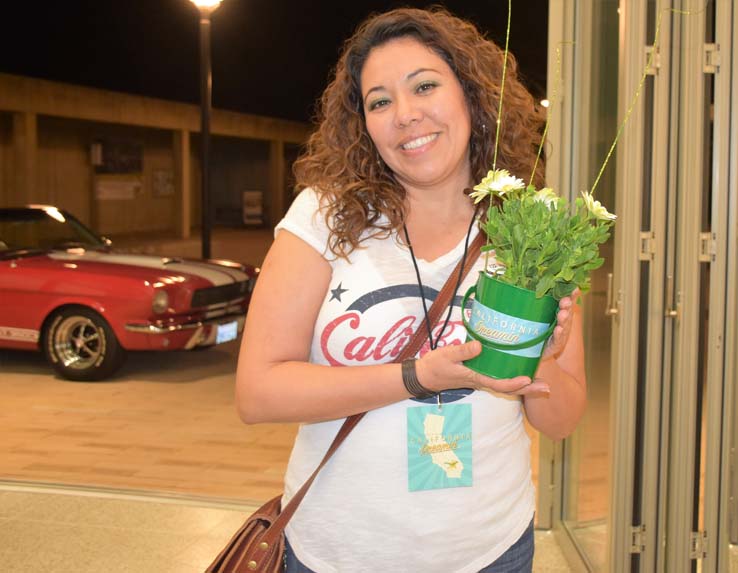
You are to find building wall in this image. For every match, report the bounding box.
[212,136,270,226]
[284,143,301,207]
[0,73,310,145]
[36,117,177,234]
[36,116,93,222]
[91,125,176,236]
[0,113,11,206]
[187,136,272,228]
[0,74,311,235]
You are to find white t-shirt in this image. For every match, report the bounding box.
[275,188,534,573]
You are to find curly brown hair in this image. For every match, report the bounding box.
[293,6,545,258]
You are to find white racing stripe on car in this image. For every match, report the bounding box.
[0,326,39,343]
[47,252,247,286]
[166,260,247,283]
[173,260,247,283]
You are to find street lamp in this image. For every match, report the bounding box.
[190,0,222,259]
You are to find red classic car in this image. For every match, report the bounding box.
[0,205,258,381]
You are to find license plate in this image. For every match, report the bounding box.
[216,320,238,344]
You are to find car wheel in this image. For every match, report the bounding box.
[43,306,126,381]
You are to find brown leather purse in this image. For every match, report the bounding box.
[205,233,484,573]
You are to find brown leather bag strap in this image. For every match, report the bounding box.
[262,231,486,542]
[399,231,485,360]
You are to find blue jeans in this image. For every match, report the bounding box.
[284,519,534,573]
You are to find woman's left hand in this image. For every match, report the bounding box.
[541,289,581,361]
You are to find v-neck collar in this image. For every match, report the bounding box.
[399,223,481,268]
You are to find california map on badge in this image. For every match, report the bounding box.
[406,403,473,491]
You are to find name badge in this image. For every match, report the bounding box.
[406,403,473,491]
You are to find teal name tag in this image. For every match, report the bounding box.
[406,403,473,491]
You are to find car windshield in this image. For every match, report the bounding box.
[0,208,106,253]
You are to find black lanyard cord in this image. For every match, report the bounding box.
[402,205,478,352]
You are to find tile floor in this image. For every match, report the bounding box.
[0,481,573,573]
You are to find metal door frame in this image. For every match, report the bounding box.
[546,1,738,571]
[702,0,737,570]
[727,0,738,549]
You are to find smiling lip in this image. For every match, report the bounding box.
[400,133,439,150]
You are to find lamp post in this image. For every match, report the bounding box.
[190,0,222,259]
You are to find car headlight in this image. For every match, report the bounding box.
[152,290,169,314]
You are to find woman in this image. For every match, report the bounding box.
[236,7,585,572]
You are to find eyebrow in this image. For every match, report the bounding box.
[362,67,441,102]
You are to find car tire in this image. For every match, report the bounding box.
[43,306,126,381]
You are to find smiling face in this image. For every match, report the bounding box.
[360,37,473,196]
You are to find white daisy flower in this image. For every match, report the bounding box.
[533,187,560,208]
[470,169,526,204]
[581,190,616,221]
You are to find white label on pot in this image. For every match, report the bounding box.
[467,300,549,358]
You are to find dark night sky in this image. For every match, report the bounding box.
[0,0,548,124]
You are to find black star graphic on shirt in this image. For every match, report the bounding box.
[330,282,348,302]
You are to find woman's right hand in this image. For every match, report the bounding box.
[414,340,550,396]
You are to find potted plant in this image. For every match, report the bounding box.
[461,168,616,379]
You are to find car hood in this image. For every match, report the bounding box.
[41,250,250,286]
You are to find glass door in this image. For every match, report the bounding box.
[564,2,619,570]
[664,1,735,570]
[543,1,621,567]
[546,1,738,571]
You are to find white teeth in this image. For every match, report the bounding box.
[401,134,438,150]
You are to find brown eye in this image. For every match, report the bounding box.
[416,81,438,94]
[368,98,391,111]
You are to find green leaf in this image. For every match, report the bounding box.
[476,177,614,299]
[535,275,555,298]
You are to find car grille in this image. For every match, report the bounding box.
[191,282,248,308]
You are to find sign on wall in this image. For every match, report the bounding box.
[152,169,174,197]
[95,175,141,200]
[92,139,143,174]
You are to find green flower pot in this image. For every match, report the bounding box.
[462,272,558,379]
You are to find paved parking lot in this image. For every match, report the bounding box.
[0,227,297,503]
[0,339,298,503]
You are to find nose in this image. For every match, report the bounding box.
[393,93,422,128]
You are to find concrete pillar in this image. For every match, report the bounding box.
[173,129,191,239]
[12,111,37,205]
[269,139,285,227]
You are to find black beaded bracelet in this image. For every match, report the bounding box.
[401,358,435,399]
